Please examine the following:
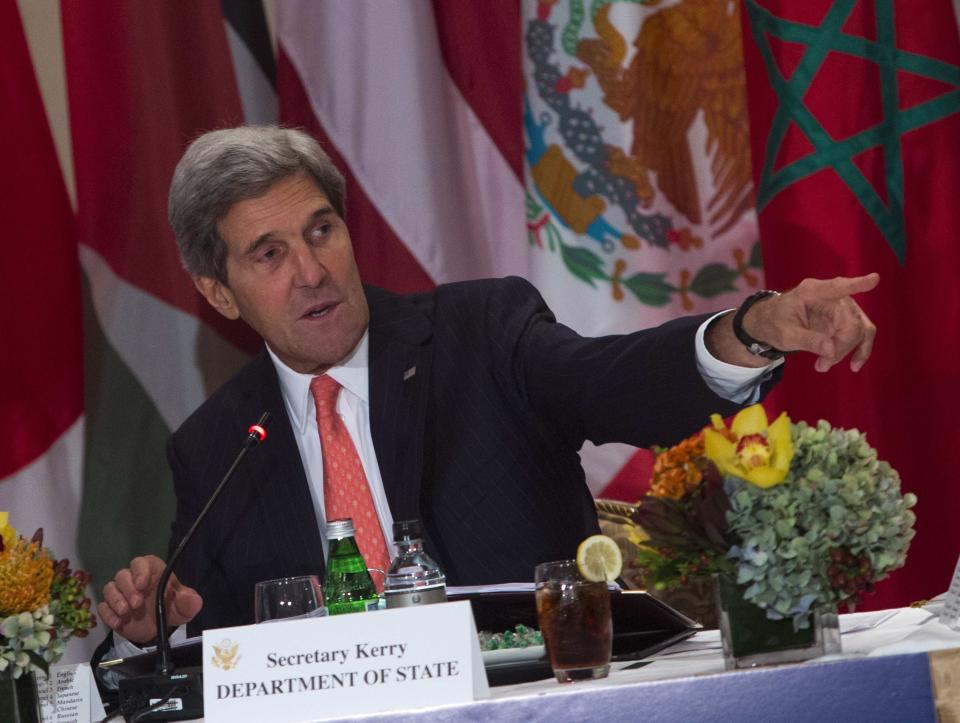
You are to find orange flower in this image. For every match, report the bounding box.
[0,538,53,617]
[649,432,707,500]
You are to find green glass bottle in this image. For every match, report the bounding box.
[323,518,381,615]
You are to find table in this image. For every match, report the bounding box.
[314,605,960,723]
[176,603,960,722]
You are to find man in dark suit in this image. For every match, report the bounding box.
[97,126,878,647]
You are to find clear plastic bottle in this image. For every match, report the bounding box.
[383,520,447,608]
[323,518,380,615]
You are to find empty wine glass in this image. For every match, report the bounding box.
[254,575,326,623]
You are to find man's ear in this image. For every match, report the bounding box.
[193,276,241,320]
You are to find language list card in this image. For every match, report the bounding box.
[940,556,960,630]
[37,662,106,723]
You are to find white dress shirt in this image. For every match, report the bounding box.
[266,332,396,562]
[696,311,784,403]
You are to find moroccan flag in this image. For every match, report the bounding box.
[740,0,960,608]
[0,0,84,607]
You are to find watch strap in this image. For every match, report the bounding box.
[732,290,786,360]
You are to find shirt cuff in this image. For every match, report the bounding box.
[99,626,188,690]
[695,311,784,404]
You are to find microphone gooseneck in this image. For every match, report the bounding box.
[155,412,271,676]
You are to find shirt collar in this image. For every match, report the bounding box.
[266,331,370,432]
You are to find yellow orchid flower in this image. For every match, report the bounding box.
[703,405,794,488]
[0,512,17,552]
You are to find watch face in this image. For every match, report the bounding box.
[755,345,784,360]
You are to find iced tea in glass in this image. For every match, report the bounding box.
[535,560,612,682]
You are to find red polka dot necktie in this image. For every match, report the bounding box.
[310,374,390,590]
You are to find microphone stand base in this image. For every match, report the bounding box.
[118,666,203,721]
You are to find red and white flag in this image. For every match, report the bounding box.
[0,0,83,559]
[0,0,84,659]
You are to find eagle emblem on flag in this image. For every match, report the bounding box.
[524,0,761,311]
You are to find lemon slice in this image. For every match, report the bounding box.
[576,534,623,582]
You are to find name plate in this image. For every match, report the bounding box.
[202,600,489,722]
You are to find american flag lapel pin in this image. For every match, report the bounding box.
[403,366,417,381]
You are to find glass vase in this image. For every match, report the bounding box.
[715,575,841,670]
[0,672,42,723]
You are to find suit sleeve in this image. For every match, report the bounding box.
[483,276,781,450]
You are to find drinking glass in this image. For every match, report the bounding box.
[254,575,326,623]
[535,560,612,683]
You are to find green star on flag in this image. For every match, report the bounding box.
[745,0,960,264]
[739,0,960,613]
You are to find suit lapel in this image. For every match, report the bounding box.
[366,287,433,524]
[238,350,326,576]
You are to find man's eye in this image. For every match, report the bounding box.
[259,248,280,261]
[312,223,332,239]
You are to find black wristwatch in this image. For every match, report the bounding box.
[732,290,786,360]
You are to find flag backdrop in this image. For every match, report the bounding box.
[2,0,957,628]
[0,0,84,612]
[740,0,960,610]
[277,0,766,494]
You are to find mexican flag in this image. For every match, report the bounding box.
[740,0,960,609]
[276,0,766,497]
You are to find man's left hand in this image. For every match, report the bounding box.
[742,273,879,372]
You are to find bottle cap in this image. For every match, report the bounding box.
[392,519,423,542]
[326,518,355,540]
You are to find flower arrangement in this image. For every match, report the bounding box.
[634,405,917,629]
[0,512,96,679]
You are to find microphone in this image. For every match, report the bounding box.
[156,412,270,675]
[119,412,271,720]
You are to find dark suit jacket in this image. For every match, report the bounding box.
[163,277,778,634]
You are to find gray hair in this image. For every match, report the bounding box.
[168,126,346,283]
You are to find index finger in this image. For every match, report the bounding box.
[812,273,880,299]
